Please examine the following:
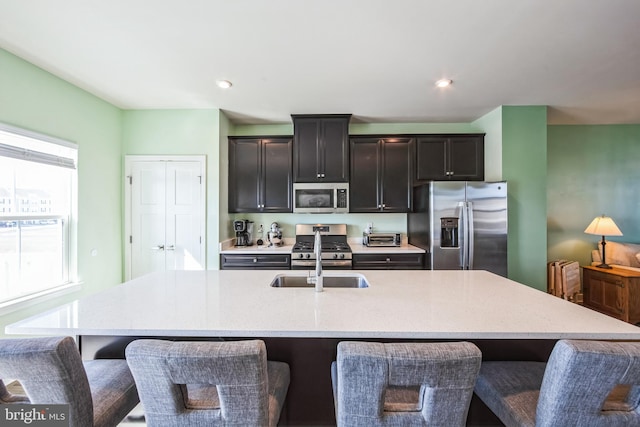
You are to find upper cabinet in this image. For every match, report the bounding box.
[349,137,413,213]
[415,134,484,182]
[292,114,351,182]
[228,137,292,213]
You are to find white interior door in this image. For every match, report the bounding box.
[125,156,205,279]
[131,161,166,278]
[166,162,203,270]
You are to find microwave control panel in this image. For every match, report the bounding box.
[337,188,348,208]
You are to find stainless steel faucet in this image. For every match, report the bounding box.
[307,230,323,292]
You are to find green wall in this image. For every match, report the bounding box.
[502,106,548,290]
[0,48,123,335]
[122,109,223,269]
[548,125,640,266]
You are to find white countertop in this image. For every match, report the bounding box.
[7,270,640,340]
[219,238,425,254]
[349,243,425,254]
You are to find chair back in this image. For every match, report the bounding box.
[335,341,481,427]
[537,340,640,426]
[0,336,94,426]
[126,339,271,426]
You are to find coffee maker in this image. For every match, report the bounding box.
[234,220,254,246]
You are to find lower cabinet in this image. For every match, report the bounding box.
[353,253,425,270]
[582,266,640,324]
[220,254,291,270]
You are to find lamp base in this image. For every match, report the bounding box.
[596,263,613,269]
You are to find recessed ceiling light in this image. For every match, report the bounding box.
[216,80,232,89]
[435,79,453,88]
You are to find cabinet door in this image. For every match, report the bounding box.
[321,118,350,181]
[449,136,484,181]
[262,139,292,212]
[293,118,320,182]
[293,115,350,182]
[229,138,261,212]
[380,138,412,212]
[415,136,448,181]
[584,270,626,320]
[349,138,381,212]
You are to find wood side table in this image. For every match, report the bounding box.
[582,265,640,324]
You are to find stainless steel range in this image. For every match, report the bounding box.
[291,224,352,269]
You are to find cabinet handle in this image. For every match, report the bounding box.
[382,204,386,208]
[386,258,391,262]
[253,258,258,263]
[321,173,325,178]
[615,280,625,288]
[151,245,164,250]
[166,245,175,251]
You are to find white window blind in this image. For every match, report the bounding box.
[0,123,78,308]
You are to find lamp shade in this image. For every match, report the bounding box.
[584,215,623,236]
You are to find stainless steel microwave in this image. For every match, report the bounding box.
[293,183,349,213]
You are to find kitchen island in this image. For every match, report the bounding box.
[7,270,640,425]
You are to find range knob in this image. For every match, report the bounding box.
[305,254,311,259]
[333,254,338,259]
[339,253,345,259]
[298,254,304,259]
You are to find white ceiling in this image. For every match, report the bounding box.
[1,0,639,125]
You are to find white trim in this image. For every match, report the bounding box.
[0,282,81,316]
[124,155,207,280]
[0,122,77,150]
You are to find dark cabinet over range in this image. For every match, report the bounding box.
[415,134,484,182]
[228,137,292,213]
[349,137,412,213]
[292,114,351,182]
[228,123,484,214]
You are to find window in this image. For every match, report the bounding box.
[0,123,77,308]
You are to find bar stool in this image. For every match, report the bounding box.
[474,339,640,426]
[125,339,290,427]
[331,341,482,427]
[0,336,139,427]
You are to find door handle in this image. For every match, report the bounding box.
[151,245,164,250]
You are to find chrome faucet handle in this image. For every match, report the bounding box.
[314,230,323,292]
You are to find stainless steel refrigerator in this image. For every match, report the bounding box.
[407,181,508,277]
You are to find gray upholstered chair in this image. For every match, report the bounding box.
[474,339,640,427]
[0,336,139,427]
[0,379,29,403]
[125,339,290,427]
[331,341,482,427]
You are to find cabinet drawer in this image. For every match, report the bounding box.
[353,253,424,270]
[221,254,291,270]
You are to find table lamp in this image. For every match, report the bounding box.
[584,215,623,269]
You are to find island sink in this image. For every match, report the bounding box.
[270,273,369,288]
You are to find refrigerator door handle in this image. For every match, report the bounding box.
[467,201,474,270]
[458,201,467,270]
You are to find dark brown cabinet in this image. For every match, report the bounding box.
[582,265,640,324]
[292,114,351,182]
[221,254,291,270]
[353,253,425,270]
[349,137,412,213]
[415,135,484,181]
[228,137,292,213]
